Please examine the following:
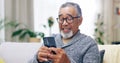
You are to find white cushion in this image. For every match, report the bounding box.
[0,42,43,63]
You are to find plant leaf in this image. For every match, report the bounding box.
[11,29,24,37]
[19,31,28,40]
[38,32,44,38]
[27,29,36,37]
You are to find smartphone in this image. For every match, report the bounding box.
[43,37,56,48]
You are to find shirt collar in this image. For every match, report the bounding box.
[55,30,85,48]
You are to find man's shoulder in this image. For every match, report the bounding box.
[77,33,97,45]
[75,32,93,41]
[82,34,94,42]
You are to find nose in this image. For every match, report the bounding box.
[62,19,68,25]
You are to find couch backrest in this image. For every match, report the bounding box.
[0,42,43,63]
[0,42,120,63]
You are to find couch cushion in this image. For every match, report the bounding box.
[0,42,43,63]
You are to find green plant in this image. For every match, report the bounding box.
[48,16,54,28]
[11,23,45,40]
[0,19,20,42]
[48,16,54,36]
[0,18,45,41]
[42,16,54,36]
[0,19,5,30]
[94,14,104,45]
[0,19,19,30]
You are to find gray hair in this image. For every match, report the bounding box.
[60,2,82,17]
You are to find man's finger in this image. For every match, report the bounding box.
[49,47,63,54]
[37,57,48,62]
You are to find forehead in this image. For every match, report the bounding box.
[59,6,77,17]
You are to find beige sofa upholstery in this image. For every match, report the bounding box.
[98,45,120,63]
[0,42,120,63]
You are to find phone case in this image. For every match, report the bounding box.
[43,37,56,48]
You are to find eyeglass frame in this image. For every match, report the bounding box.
[56,14,80,24]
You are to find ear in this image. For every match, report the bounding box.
[78,16,83,26]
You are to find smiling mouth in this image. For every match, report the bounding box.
[62,28,71,33]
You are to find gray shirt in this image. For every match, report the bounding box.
[29,30,100,63]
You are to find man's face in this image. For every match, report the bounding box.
[58,6,82,39]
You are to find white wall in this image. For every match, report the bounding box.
[34,0,67,36]
[34,0,101,38]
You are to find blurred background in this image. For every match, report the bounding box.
[0,0,120,44]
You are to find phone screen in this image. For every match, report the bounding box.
[43,37,56,48]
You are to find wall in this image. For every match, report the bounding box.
[34,0,66,36]
[34,0,101,38]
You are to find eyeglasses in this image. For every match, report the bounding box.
[56,15,80,24]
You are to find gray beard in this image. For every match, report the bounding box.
[61,31,73,39]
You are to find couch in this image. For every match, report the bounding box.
[98,45,120,63]
[0,42,42,63]
[0,42,120,63]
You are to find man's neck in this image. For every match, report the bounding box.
[62,38,71,44]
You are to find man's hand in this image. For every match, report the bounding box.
[37,46,50,62]
[48,47,70,63]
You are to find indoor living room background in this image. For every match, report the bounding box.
[0,0,119,44]
[0,0,120,63]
